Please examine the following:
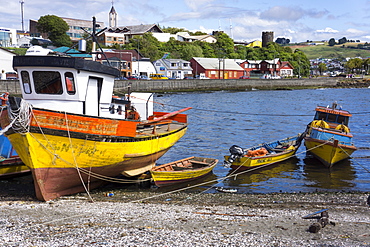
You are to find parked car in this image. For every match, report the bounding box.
[115,76,127,80]
[127,76,139,80]
[195,75,210,79]
[149,74,169,80]
[239,76,250,79]
[260,74,281,79]
[184,76,194,79]
[140,75,152,80]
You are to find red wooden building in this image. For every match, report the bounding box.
[190,57,245,79]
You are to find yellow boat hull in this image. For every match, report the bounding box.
[225,146,297,171]
[304,137,357,167]
[0,158,29,178]
[150,157,218,187]
[6,127,186,201]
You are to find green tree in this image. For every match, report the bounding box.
[318,63,327,75]
[345,58,363,73]
[181,44,203,61]
[37,15,72,47]
[213,32,235,57]
[290,49,310,77]
[162,37,184,59]
[194,41,216,58]
[132,33,162,61]
[338,37,347,45]
[161,27,188,34]
[328,38,336,46]
[363,58,370,74]
[190,31,207,35]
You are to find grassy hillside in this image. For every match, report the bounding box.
[288,44,370,60]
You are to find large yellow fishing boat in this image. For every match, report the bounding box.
[0,52,190,201]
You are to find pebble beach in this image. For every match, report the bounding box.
[0,175,369,247]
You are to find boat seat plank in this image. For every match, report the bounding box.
[190,160,210,165]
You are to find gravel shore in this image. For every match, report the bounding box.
[0,175,369,247]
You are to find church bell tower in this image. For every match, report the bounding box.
[109,1,117,28]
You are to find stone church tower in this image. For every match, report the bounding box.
[109,2,117,28]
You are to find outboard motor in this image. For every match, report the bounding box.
[224,145,245,167]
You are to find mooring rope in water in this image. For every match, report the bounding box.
[338,145,370,173]
[128,140,337,203]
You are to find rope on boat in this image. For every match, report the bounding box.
[161,103,370,117]
[64,111,95,203]
[128,140,337,203]
[0,105,22,136]
[7,99,32,134]
[5,101,152,187]
[338,145,370,173]
[27,124,152,184]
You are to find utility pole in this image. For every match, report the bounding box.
[20,0,25,32]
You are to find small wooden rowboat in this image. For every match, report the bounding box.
[150,156,218,187]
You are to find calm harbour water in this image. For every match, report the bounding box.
[150,87,370,194]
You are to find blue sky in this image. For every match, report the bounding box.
[1,0,370,43]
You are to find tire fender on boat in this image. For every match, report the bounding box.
[335,124,349,133]
[311,120,329,129]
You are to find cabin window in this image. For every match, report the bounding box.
[20,71,32,94]
[337,115,348,125]
[33,71,63,94]
[64,72,76,95]
[316,112,327,121]
[327,113,337,123]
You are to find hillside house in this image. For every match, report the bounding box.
[95,50,134,78]
[152,32,217,43]
[190,57,245,79]
[239,58,294,77]
[153,59,193,79]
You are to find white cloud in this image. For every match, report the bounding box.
[184,0,215,11]
[315,27,339,33]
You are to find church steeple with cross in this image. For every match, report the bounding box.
[109,0,118,28]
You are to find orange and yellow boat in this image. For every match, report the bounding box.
[0,54,190,201]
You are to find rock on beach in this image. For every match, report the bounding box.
[0,183,369,247]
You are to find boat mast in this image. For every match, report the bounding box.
[91,16,97,61]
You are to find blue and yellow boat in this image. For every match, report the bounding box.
[0,131,29,178]
[224,134,304,171]
[304,102,357,167]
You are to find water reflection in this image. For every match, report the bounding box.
[152,172,218,193]
[302,156,356,190]
[221,157,301,193]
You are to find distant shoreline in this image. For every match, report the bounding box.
[1,77,369,95]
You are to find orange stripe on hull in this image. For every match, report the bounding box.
[31,109,138,137]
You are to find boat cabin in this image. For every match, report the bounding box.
[13,55,153,120]
[314,103,351,126]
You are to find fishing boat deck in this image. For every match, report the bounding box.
[136,121,186,136]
